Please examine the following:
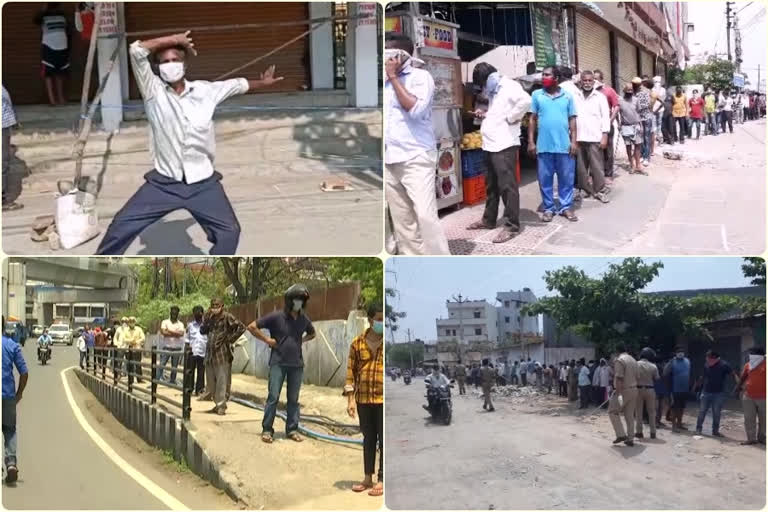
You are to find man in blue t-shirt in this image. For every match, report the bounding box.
[695,350,740,437]
[527,66,579,223]
[2,316,29,484]
[664,347,691,432]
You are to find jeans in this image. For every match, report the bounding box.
[2,129,10,204]
[262,365,304,435]
[536,152,575,214]
[706,112,718,135]
[720,110,733,133]
[357,403,383,480]
[696,391,726,434]
[641,119,653,159]
[157,347,183,384]
[690,118,702,139]
[2,398,17,469]
[79,350,87,369]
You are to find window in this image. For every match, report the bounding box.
[504,301,510,308]
[452,330,457,336]
[474,328,482,335]
[90,306,105,317]
[73,306,88,317]
[505,316,510,324]
[473,311,481,319]
[446,329,451,336]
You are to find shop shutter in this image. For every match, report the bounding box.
[575,14,610,80]
[617,36,638,87]
[124,2,310,99]
[2,3,95,105]
[641,50,654,78]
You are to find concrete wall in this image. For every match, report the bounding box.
[74,370,241,503]
[461,45,535,82]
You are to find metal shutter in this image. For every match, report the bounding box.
[124,2,310,99]
[617,36,638,87]
[641,50,654,78]
[1,3,95,105]
[575,14,610,78]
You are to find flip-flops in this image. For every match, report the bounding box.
[261,433,273,444]
[352,483,372,493]
[368,484,383,497]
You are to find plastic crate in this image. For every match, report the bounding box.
[460,149,487,178]
[463,175,486,206]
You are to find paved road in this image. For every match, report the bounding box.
[385,378,766,510]
[2,340,168,509]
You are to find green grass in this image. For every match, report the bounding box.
[160,449,190,473]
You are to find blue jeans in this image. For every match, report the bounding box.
[156,348,183,384]
[3,397,18,468]
[696,391,726,434]
[641,119,653,160]
[536,152,575,214]
[262,365,304,436]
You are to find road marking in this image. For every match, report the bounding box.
[60,367,189,511]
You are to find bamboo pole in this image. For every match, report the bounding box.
[78,3,102,135]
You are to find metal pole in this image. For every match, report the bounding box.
[113,348,118,386]
[151,348,158,405]
[127,348,133,393]
[407,328,414,369]
[181,345,191,420]
[726,2,733,62]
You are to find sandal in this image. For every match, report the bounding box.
[492,230,518,244]
[467,220,494,230]
[352,482,372,493]
[561,210,578,222]
[541,211,554,223]
[368,483,383,497]
[261,433,273,444]
[287,432,304,442]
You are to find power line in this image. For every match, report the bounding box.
[736,1,754,14]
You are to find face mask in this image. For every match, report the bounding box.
[749,355,764,369]
[372,320,384,335]
[292,299,303,312]
[484,72,501,98]
[541,77,556,88]
[676,352,685,359]
[624,92,633,99]
[159,62,185,83]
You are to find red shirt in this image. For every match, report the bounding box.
[741,360,766,399]
[599,85,619,110]
[689,97,705,119]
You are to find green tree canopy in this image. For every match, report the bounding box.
[670,57,737,92]
[742,257,766,286]
[386,341,424,369]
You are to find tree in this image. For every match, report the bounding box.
[742,257,766,286]
[523,258,745,357]
[324,258,383,307]
[678,57,736,92]
[385,287,406,340]
[386,341,423,368]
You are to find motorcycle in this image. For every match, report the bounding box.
[403,373,412,385]
[39,345,51,365]
[424,380,453,425]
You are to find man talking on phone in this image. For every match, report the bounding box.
[467,63,531,243]
[384,33,450,255]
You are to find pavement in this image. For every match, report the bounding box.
[437,119,766,255]
[68,353,380,510]
[2,109,382,255]
[385,377,766,510]
[2,339,234,510]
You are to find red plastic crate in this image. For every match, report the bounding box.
[463,175,486,206]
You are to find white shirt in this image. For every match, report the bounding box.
[723,97,735,112]
[427,373,451,388]
[574,88,610,143]
[185,320,208,358]
[77,336,87,352]
[130,41,249,184]
[40,14,68,50]
[578,366,591,386]
[2,86,16,129]
[160,318,185,349]
[559,367,568,381]
[480,76,532,152]
[384,65,436,164]
[559,80,581,107]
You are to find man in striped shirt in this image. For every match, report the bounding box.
[34,3,71,106]
[345,301,384,497]
[2,86,21,211]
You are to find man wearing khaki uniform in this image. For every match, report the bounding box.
[455,362,467,395]
[480,359,496,412]
[609,344,639,446]
[635,347,659,439]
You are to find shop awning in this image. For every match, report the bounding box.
[578,2,604,17]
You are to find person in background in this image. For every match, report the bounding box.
[618,83,644,175]
[593,358,610,407]
[454,360,467,395]
[635,347,659,439]
[122,317,146,383]
[200,299,246,416]
[250,285,315,440]
[664,347,691,433]
[633,78,654,167]
[671,86,688,144]
[185,305,207,396]
[346,302,384,497]
[82,324,95,370]
[574,70,610,204]
[37,328,53,363]
[467,63,531,244]
[157,305,186,385]
[577,358,591,409]
[651,76,666,147]
[721,91,735,134]
[94,327,108,378]
[695,350,739,437]
[559,361,568,397]
[510,360,519,386]
[528,66,579,224]
[567,358,579,401]
[2,85,22,212]
[76,329,87,370]
[2,317,28,484]
[716,90,726,130]
[480,358,496,412]
[593,70,619,182]
[384,33,450,255]
[112,317,127,378]
[688,89,705,140]
[654,358,670,428]
[735,346,766,445]
[557,66,580,99]
[608,344,639,446]
[704,89,718,135]
[34,2,71,106]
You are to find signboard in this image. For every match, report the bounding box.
[733,73,746,88]
[357,3,377,26]
[98,2,119,36]
[421,19,456,51]
[532,5,566,68]
[385,16,402,33]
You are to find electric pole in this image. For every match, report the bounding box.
[733,14,742,72]
[451,293,469,364]
[726,2,735,62]
[407,328,414,369]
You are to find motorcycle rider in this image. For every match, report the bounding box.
[423,365,450,412]
[37,329,53,362]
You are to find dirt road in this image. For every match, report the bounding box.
[385,378,765,510]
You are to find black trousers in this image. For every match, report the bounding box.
[720,111,733,133]
[128,351,142,380]
[579,385,590,408]
[357,403,383,480]
[674,117,686,142]
[603,124,615,177]
[185,354,206,394]
[96,170,241,255]
[482,147,520,232]
[521,373,527,386]
[559,380,568,396]
[662,114,674,144]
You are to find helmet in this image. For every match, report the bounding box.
[284,284,310,311]
[639,347,656,361]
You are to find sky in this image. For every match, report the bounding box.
[385,257,756,342]
[687,1,767,87]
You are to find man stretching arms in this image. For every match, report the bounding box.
[96,31,283,255]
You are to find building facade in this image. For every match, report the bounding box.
[496,288,539,342]
[435,299,499,344]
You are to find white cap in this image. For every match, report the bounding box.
[653,76,662,83]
